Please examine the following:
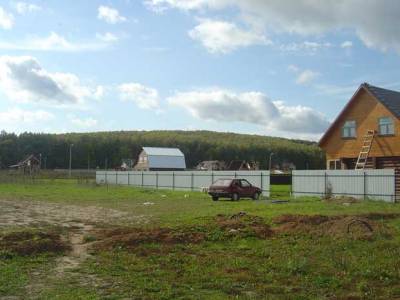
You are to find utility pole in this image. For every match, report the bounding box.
[269,152,274,171]
[69,144,74,178]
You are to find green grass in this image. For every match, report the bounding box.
[1,181,400,299]
[0,181,397,226]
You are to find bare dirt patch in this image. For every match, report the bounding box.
[0,230,69,257]
[93,212,274,251]
[273,213,395,239]
[215,212,274,239]
[93,227,206,251]
[0,199,147,229]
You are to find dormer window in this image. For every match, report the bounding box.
[342,120,356,138]
[379,117,394,135]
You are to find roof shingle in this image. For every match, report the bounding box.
[363,83,400,118]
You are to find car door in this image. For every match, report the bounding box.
[239,179,253,197]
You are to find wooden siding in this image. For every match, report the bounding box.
[320,89,400,161]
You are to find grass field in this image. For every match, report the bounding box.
[1,181,400,299]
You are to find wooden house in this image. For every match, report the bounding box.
[9,154,41,174]
[319,83,400,171]
[196,160,226,171]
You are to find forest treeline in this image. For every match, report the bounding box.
[0,130,325,170]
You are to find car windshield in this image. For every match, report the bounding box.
[212,179,232,186]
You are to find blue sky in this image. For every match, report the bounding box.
[1,0,400,140]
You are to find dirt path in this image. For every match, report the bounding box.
[0,198,149,298]
[0,199,148,228]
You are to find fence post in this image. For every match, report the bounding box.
[324,171,327,198]
[234,172,237,179]
[156,172,159,189]
[290,170,293,197]
[128,172,130,186]
[105,171,108,185]
[363,171,367,200]
[395,171,397,203]
[141,172,144,187]
[172,172,175,190]
[260,172,263,194]
[116,172,118,185]
[211,171,214,184]
[191,172,194,191]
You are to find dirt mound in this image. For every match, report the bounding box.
[273,214,392,240]
[93,212,273,250]
[215,212,273,239]
[0,230,69,256]
[93,227,206,250]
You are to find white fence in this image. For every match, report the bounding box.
[96,170,270,196]
[292,169,396,202]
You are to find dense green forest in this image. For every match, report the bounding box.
[0,130,325,170]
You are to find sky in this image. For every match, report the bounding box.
[1,0,400,141]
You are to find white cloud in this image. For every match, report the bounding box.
[144,0,225,12]
[0,56,98,106]
[341,41,353,48]
[96,32,119,43]
[295,70,319,85]
[288,65,319,85]
[0,108,54,124]
[118,83,160,110]
[0,32,109,52]
[189,19,270,53]
[146,0,400,53]
[168,88,329,135]
[70,117,98,128]
[98,5,127,24]
[0,6,14,29]
[13,2,41,14]
[287,65,299,73]
[279,41,332,54]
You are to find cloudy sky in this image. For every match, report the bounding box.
[1,0,400,140]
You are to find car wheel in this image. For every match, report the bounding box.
[231,193,240,201]
[212,196,219,201]
[252,192,260,200]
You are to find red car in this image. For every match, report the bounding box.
[208,178,262,201]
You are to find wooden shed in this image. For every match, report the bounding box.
[9,154,41,174]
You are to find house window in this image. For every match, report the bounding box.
[379,117,394,135]
[328,160,341,170]
[342,120,356,138]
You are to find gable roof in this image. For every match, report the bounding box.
[319,83,400,146]
[142,147,184,157]
[364,83,400,118]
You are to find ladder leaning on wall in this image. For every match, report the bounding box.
[355,130,376,170]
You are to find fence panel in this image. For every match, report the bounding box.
[292,169,395,202]
[96,170,270,197]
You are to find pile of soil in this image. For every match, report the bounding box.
[273,213,394,240]
[215,212,273,239]
[93,212,273,251]
[0,230,70,256]
[92,212,396,251]
[93,227,206,251]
